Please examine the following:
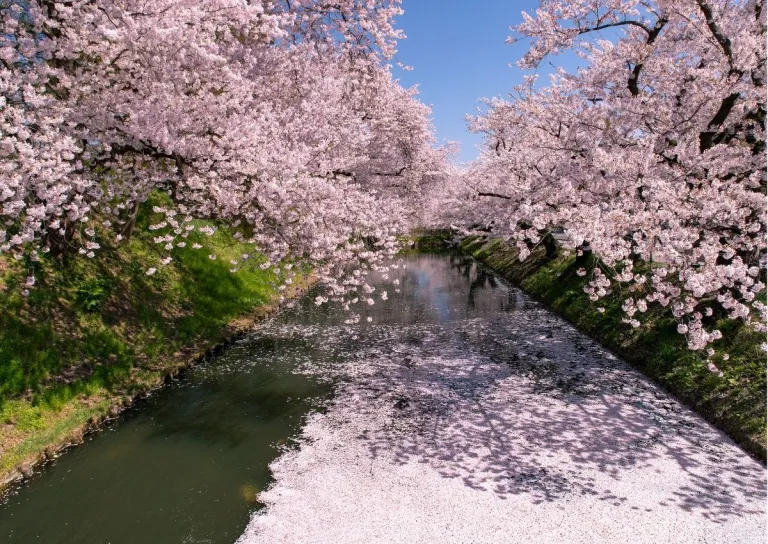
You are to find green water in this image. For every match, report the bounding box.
[0,337,333,543]
[0,254,514,543]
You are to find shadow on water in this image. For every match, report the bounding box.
[329,291,766,525]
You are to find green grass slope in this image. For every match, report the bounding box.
[0,193,310,484]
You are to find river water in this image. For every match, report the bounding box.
[0,254,513,543]
[1,254,764,543]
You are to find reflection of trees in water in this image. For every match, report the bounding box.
[297,254,519,326]
[138,252,520,450]
[447,254,517,312]
[447,254,487,309]
[448,254,475,281]
[468,267,498,309]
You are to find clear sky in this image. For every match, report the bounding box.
[393,1,568,163]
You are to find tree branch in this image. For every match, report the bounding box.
[695,0,736,69]
[477,191,512,200]
[577,19,651,35]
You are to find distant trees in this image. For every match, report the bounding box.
[460,0,766,353]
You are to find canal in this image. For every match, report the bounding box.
[0,253,509,543]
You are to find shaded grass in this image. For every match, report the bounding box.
[456,234,766,461]
[0,192,307,480]
[409,228,455,253]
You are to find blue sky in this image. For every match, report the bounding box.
[393,1,572,163]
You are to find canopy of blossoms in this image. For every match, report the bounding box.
[2,0,765,356]
[454,0,766,355]
[0,0,448,296]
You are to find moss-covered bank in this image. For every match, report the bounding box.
[408,229,456,253]
[0,194,312,489]
[455,234,766,462]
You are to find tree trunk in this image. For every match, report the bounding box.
[542,232,559,258]
[121,201,140,240]
[575,240,593,265]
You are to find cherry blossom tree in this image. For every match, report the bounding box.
[463,0,766,356]
[0,0,448,294]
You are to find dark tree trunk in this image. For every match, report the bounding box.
[542,232,559,258]
[575,240,593,265]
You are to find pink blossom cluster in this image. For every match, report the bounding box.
[0,0,449,297]
[457,0,766,357]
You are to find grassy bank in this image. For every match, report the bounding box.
[455,234,766,461]
[408,229,456,253]
[0,194,311,487]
